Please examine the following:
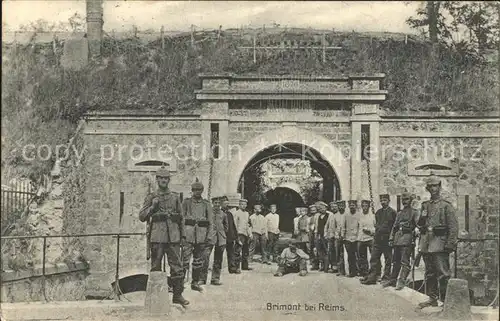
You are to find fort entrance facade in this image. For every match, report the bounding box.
[80,73,499,296]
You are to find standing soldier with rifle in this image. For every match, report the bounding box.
[416,174,458,309]
[182,178,214,293]
[138,166,189,306]
[385,192,419,290]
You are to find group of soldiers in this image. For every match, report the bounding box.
[290,174,459,309]
[139,166,283,307]
[140,166,459,310]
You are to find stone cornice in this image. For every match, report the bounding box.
[195,91,387,101]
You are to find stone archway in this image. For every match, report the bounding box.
[227,126,350,199]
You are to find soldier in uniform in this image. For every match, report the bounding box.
[386,192,419,290]
[308,204,319,270]
[344,200,360,277]
[357,200,376,278]
[314,201,331,272]
[274,240,309,277]
[324,202,339,273]
[222,196,240,274]
[181,178,214,292]
[335,200,347,276]
[249,202,269,264]
[200,196,226,286]
[296,207,310,252]
[361,194,397,285]
[416,174,458,309]
[233,199,253,271]
[138,166,189,306]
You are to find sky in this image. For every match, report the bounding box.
[3,1,421,33]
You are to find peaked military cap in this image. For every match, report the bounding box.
[315,201,327,208]
[361,200,371,205]
[426,174,441,186]
[348,200,358,206]
[379,194,390,200]
[191,178,204,190]
[336,200,346,206]
[239,198,248,203]
[155,166,171,177]
[401,192,412,199]
[220,195,229,201]
[308,204,317,209]
[211,195,221,202]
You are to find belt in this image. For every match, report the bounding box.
[185,219,210,227]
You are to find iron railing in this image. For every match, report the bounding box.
[1,232,145,301]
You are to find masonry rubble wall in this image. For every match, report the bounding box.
[379,119,500,303]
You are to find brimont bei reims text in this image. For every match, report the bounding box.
[266,303,346,312]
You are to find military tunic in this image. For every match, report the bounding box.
[138,189,185,294]
[417,197,459,301]
[181,197,213,284]
[201,206,227,283]
[388,206,419,282]
[233,208,252,269]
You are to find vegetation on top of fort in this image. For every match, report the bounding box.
[1,2,499,181]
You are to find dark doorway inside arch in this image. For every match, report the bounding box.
[265,187,305,232]
[237,143,341,233]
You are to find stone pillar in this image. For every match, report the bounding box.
[145,271,171,316]
[350,104,381,205]
[201,101,229,199]
[442,278,472,320]
[86,0,103,60]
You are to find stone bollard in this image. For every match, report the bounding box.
[442,278,472,320]
[144,271,171,316]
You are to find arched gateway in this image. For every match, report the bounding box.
[228,126,350,200]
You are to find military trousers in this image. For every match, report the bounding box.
[234,234,251,270]
[367,239,393,281]
[249,232,268,263]
[182,242,206,284]
[276,258,307,275]
[357,240,373,276]
[267,232,280,262]
[335,238,345,274]
[315,237,329,271]
[391,245,413,281]
[308,231,318,268]
[422,252,451,301]
[200,244,226,282]
[327,237,337,270]
[226,240,238,272]
[150,242,184,295]
[344,241,358,276]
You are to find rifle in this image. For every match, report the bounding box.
[146,219,152,260]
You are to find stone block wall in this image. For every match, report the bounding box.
[379,120,499,301]
[81,117,206,295]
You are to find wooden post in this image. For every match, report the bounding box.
[465,195,470,232]
[322,33,326,63]
[253,35,256,63]
[160,26,164,49]
[190,24,195,48]
[397,195,401,212]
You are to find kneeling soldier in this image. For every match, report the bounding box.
[182,178,213,293]
[139,166,189,306]
[274,240,309,277]
[385,192,418,289]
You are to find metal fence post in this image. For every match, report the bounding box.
[42,236,48,302]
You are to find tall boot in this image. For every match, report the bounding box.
[172,278,189,306]
[190,269,203,292]
[395,266,411,290]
